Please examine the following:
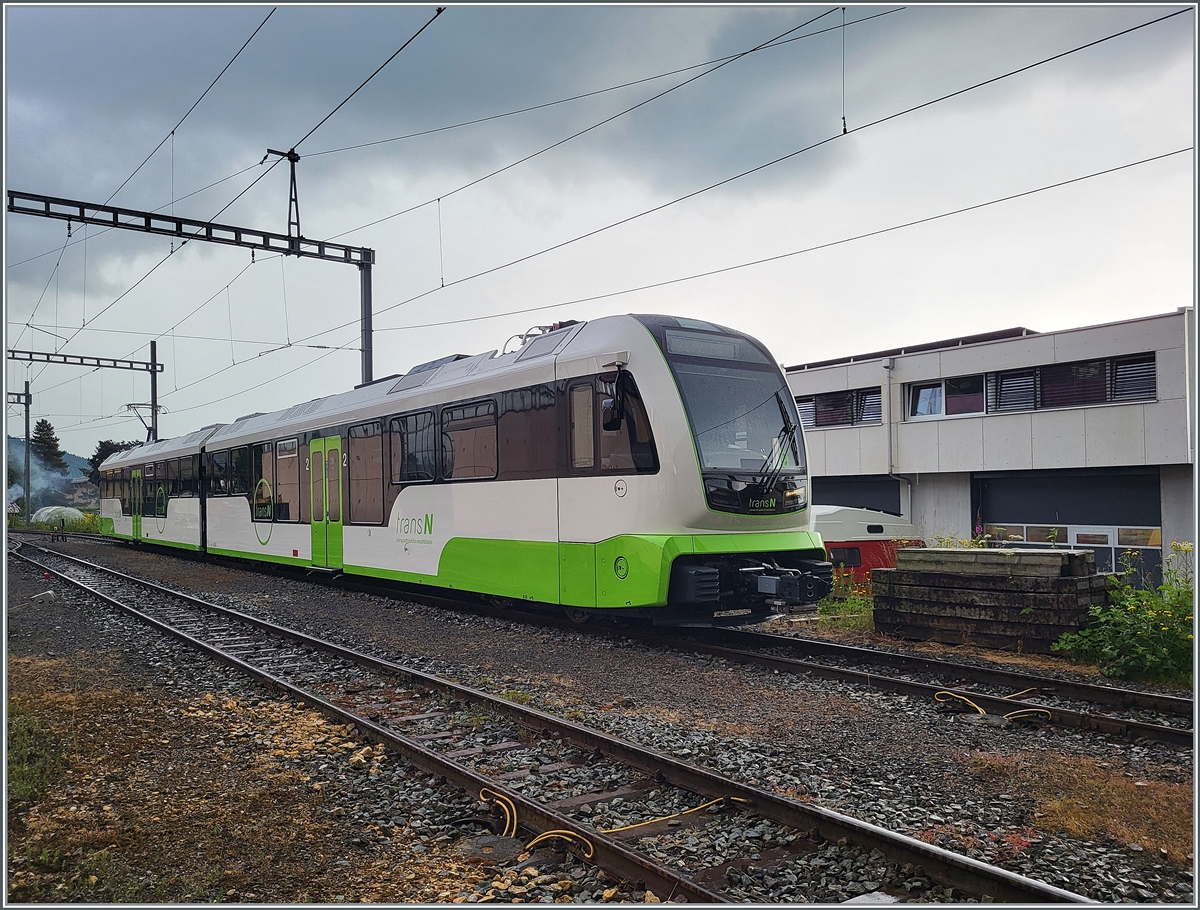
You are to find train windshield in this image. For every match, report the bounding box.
[652,323,806,476]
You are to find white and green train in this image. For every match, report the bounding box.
[99,314,832,625]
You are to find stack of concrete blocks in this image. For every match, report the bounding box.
[872,548,1113,653]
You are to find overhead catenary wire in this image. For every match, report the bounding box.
[284,6,1193,351]
[5,9,901,273]
[14,8,1189,442]
[326,7,842,241]
[359,146,1192,336]
[58,141,1184,427]
[306,8,903,160]
[291,7,446,152]
[100,8,276,208]
[11,9,279,391]
[6,161,269,271]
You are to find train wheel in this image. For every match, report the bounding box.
[563,607,589,624]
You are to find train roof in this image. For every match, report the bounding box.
[99,425,225,471]
[202,318,600,449]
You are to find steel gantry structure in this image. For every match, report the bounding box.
[7,189,378,385]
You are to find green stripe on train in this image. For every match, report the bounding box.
[348,531,825,608]
[208,547,312,568]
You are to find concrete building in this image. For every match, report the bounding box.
[786,308,1195,581]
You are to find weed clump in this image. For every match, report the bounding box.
[1053,541,1194,685]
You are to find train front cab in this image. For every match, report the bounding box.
[569,315,834,626]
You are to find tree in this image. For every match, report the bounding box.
[89,439,139,485]
[30,419,68,475]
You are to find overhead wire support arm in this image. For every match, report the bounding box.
[6,190,374,267]
[8,189,377,385]
[264,147,302,242]
[7,349,164,373]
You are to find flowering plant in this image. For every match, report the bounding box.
[1053,541,1194,684]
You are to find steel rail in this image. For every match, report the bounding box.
[19,534,1192,743]
[637,630,1193,747]
[11,546,726,903]
[15,543,1090,904]
[706,627,1194,716]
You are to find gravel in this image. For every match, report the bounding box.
[9,538,1194,903]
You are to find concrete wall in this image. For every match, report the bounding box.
[1160,464,1196,551]
[788,309,1193,477]
[905,472,972,544]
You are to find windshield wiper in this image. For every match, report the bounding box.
[754,392,799,495]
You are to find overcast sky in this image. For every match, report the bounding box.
[4,4,1195,459]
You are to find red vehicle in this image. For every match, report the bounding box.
[814,505,925,584]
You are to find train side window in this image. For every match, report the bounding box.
[311,444,326,522]
[208,451,229,496]
[349,422,384,524]
[179,456,195,498]
[326,446,341,523]
[389,412,437,483]
[496,385,557,480]
[597,373,659,474]
[143,471,156,517]
[275,439,300,522]
[154,462,168,516]
[299,443,312,523]
[121,468,132,515]
[828,546,862,567]
[231,447,252,496]
[570,383,595,470]
[167,459,181,498]
[441,401,497,480]
[252,442,274,521]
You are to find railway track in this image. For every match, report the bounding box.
[11,539,1088,904]
[17,532,1194,746]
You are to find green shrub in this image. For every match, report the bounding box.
[1053,541,1194,685]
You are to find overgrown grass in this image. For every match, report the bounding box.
[811,567,876,632]
[969,749,1193,863]
[7,700,62,806]
[816,594,875,633]
[1053,542,1194,685]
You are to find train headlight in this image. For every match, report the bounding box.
[784,486,807,508]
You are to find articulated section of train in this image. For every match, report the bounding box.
[99,314,833,626]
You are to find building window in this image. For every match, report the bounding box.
[909,382,943,418]
[908,375,986,419]
[1039,359,1106,408]
[946,375,985,414]
[796,387,882,429]
[986,369,1036,412]
[901,354,1157,419]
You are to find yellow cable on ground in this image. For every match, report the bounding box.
[601,796,751,834]
[1003,707,1053,721]
[480,788,518,838]
[934,691,986,715]
[525,830,595,859]
[1003,687,1041,700]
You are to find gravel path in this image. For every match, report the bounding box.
[7,539,1194,903]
